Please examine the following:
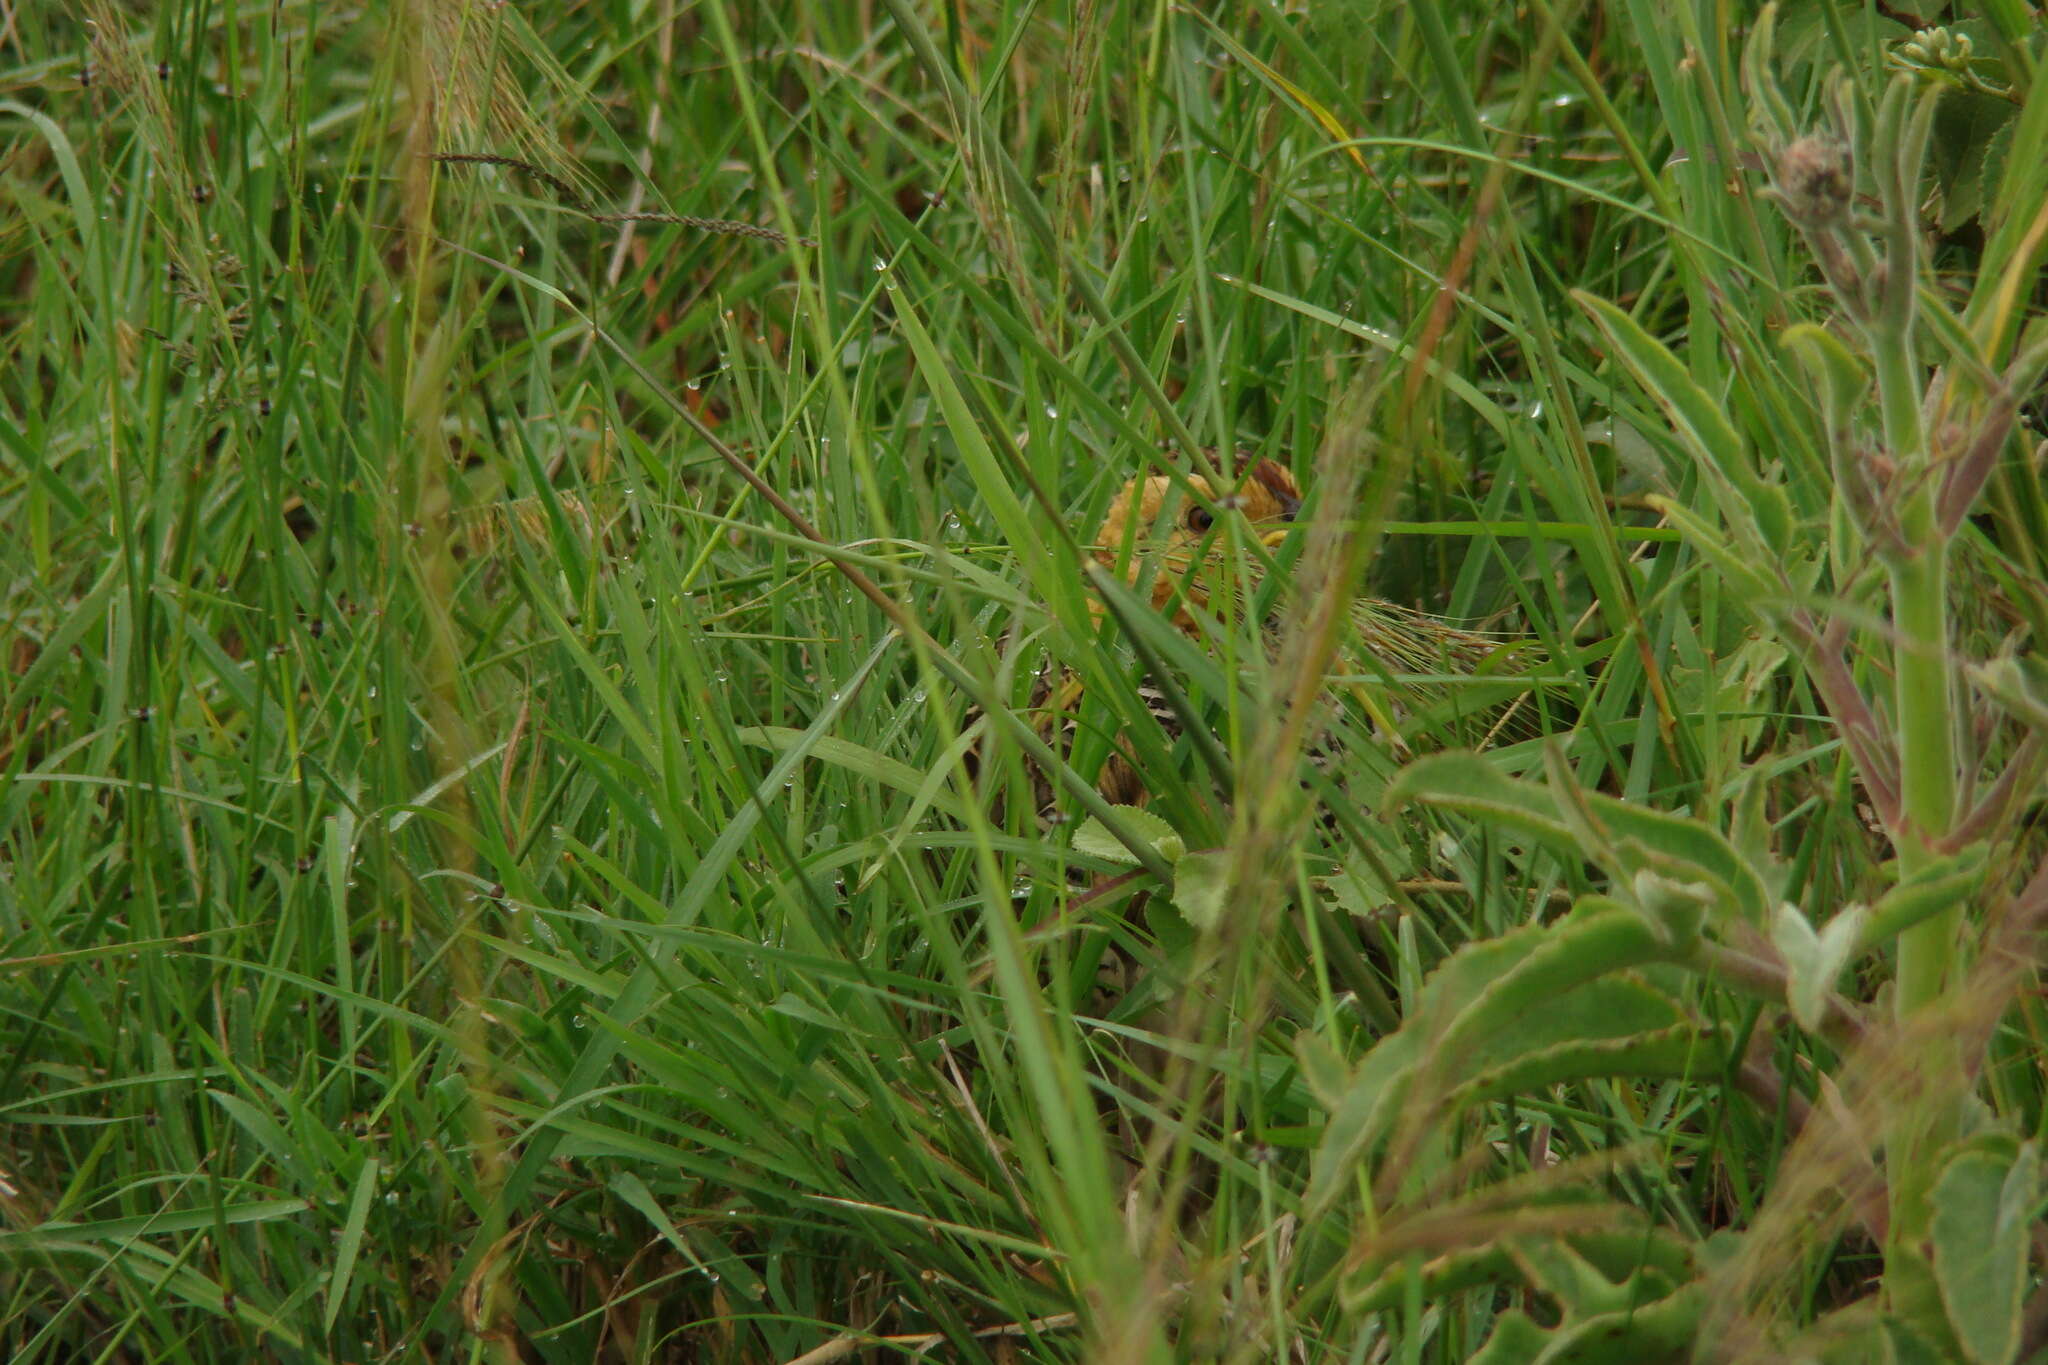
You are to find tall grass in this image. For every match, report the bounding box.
[3,1,2045,1361]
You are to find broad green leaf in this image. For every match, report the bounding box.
[1347,1218,1697,1312]
[1383,751,1577,847]
[1306,900,1696,1211]
[1577,291,1744,466]
[1772,903,1865,1033]
[1452,1016,1727,1109]
[1629,869,1710,948]
[1294,1028,1353,1111]
[1324,855,1408,919]
[1389,754,1775,927]
[1433,900,1675,1072]
[1303,1022,1424,1215]
[1780,322,1872,441]
[1071,805,1184,865]
[1576,290,1793,549]
[1930,92,2018,234]
[1971,67,2048,360]
[1933,1139,2037,1365]
[1172,849,1232,932]
[1492,1285,1704,1363]
[1644,494,1778,604]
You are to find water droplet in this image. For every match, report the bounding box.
[1043,404,1059,419]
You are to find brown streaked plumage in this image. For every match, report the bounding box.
[1015,455,1537,825]
[1089,457,1302,627]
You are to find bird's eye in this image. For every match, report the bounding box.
[1186,505,1214,532]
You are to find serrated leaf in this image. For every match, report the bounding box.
[1071,805,1184,865]
[1932,91,2019,233]
[1325,856,1407,919]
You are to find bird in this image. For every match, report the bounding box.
[1017,453,1534,826]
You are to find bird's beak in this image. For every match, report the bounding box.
[1259,527,1292,549]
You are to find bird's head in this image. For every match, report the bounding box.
[1091,456,1302,623]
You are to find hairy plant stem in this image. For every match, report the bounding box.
[1870,327,1957,1015]
[1870,291,1961,1264]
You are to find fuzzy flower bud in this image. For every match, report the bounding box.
[1776,135,1854,227]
